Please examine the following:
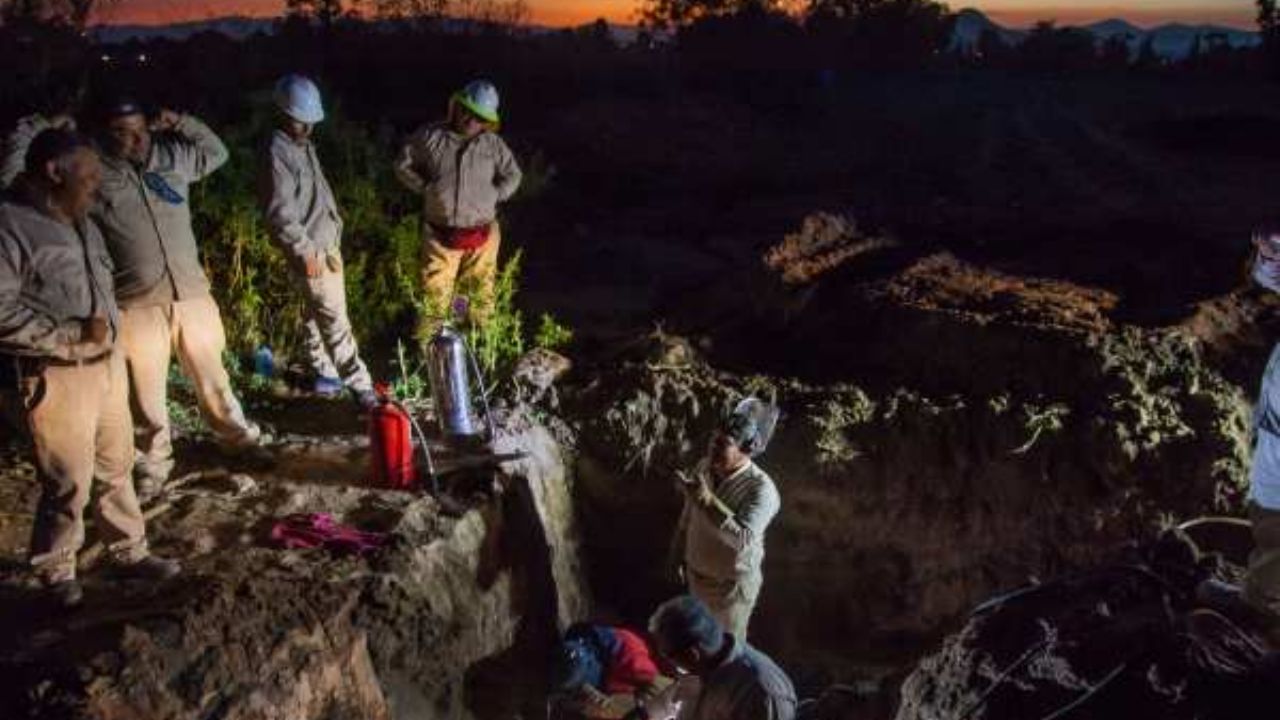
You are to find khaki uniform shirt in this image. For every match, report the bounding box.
[259,129,343,265]
[92,115,228,308]
[0,196,118,360]
[394,123,522,228]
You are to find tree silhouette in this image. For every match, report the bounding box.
[0,0,119,30]
[806,0,954,69]
[1259,0,1280,75]
[369,0,448,20]
[286,0,347,29]
[1018,21,1097,71]
[640,0,781,31]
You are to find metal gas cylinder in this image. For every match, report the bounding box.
[426,325,494,447]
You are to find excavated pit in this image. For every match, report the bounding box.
[0,405,590,720]
[555,214,1262,702]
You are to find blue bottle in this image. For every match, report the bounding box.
[254,346,275,378]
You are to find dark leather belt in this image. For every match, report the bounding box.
[2,352,110,378]
[43,352,111,367]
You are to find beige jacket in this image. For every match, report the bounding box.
[1,115,54,190]
[0,196,118,360]
[394,123,522,229]
[259,129,343,265]
[92,115,228,308]
[678,461,781,582]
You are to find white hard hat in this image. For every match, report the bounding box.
[274,74,325,125]
[452,80,500,125]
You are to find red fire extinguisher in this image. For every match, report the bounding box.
[369,389,417,490]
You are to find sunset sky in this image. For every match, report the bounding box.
[94,0,1258,30]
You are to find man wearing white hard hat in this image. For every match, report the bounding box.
[259,74,376,409]
[394,80,522,341]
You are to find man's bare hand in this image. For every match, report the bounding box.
[80,316,109,344]
[150,109,181,132]
[304,253,325,278]
[49,114,76,131]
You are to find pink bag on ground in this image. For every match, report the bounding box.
[269,513,389,556]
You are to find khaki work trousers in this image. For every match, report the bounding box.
[120,296,258,483]
[687,567,764,640]
[25,352,147,582]
[297,258,373,393]
[1246,502,1280,621]
[418,223,501,341]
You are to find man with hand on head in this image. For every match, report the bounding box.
[91,97,266,497]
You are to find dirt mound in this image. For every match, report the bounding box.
[764,213,899,286]
[0,407,589,720]
[895,528,1272,720]
[874,253,1117,333]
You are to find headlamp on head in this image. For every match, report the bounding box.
[720,397,780,457]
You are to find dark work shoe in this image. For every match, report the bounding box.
[44,578,83,609]
[112,555,181,581]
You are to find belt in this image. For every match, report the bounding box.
[2,352,111,377]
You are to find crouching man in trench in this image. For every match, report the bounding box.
[671,398,782,640]
[648,594,797,720]
[0,129,180,608]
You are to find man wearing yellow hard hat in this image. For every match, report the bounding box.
[394,80,522,342]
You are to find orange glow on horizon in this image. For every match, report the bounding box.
[94,0,1257,30]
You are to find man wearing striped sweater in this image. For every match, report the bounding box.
[673,398,782,640]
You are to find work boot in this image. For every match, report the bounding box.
[111,555,181,581]
[42,578,83,609]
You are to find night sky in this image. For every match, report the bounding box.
[95,0,1257,29]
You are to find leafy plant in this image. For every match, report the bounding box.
[533,312,574,351]
[459,249,526,378]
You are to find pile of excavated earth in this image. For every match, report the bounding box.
[1,211,1276,719]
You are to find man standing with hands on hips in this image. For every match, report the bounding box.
[395,80,522,340]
